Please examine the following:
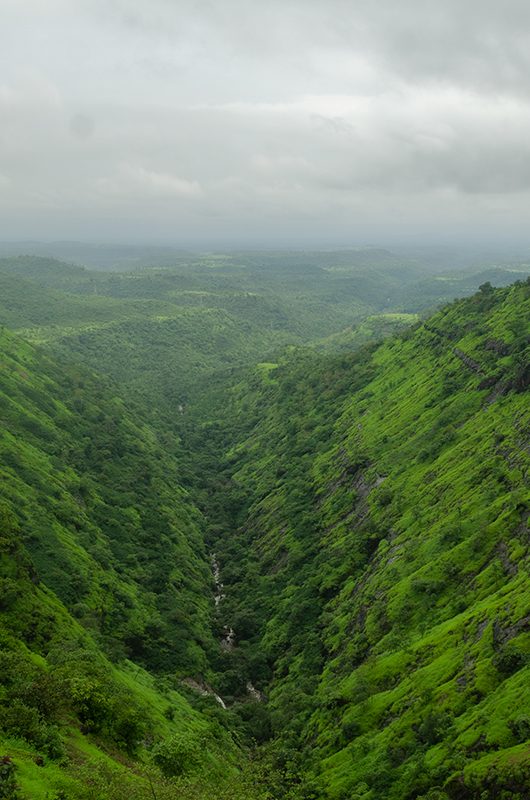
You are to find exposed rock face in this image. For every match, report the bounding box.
[452,347,484,374]
[221,626,236,651]
[181,678,227,709]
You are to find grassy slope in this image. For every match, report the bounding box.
[0,568,242,800]
[306,282,530,799]
[199,280,529,799]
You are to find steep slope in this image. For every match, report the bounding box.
[192,280,530,799]
[0,328,215,673]
[0,511,249,800]
[0,329,268,799]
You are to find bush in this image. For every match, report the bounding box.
[509,716,530,744]
[341,719,361,743]
[493,646,527,677]
[69,676,113,732]
[415,710,453,746]
[0,580,19,611]
[0,756,20,800]
[112,708,146,755]
[67,674,147,753]
[151,733,203,777]
[0,757,20,800]
[0,701,65,759]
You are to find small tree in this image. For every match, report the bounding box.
[0,757,20,800]
[151,733,203,777]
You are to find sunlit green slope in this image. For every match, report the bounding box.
[199,280,529,799]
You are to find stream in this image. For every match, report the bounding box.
[181,555,265,706]
[212,553,237,649]
[212,552,237,651]
[181,677,227,709]
[211,552,265,703]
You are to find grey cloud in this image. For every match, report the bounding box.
[93,0,530,97]
[69,114,95,139]
[2,1,530,243]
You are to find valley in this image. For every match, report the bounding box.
[0,248,528,800]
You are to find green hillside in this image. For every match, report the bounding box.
[187,279,530,799]
[0,327,217,672]
[0,260,528,800]
[0,328,269,799]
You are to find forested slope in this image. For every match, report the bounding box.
[0,328,216,671]
[194,280,530,799]
[0,328,269,799]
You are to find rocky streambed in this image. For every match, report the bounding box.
[211,552,264,703]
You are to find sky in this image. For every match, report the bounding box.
[1,0,530,246]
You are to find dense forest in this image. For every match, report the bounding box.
[0,250,528,800]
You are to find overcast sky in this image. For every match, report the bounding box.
[1,0,530,245]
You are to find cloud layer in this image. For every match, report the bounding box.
[2,0,530,244]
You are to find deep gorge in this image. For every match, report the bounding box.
[0,254,528,800]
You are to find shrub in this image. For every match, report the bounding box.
[112,708,146,755]
[415,711,453,746]
[69,676,113,732]
[493,646,527,677]
[151,733,203,777]
[0,757,20,800]
[509,716,530,744]
[0,580,19,611]
[0,701,65,759]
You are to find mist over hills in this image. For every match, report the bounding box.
[1,240,530,274]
